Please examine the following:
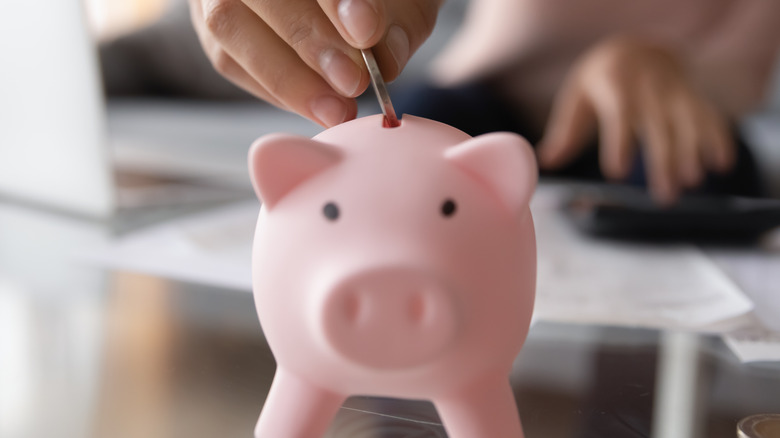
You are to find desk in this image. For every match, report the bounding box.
[1,200,779,438]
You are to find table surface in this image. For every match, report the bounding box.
[4,272,780,438]
[1,196,779,438]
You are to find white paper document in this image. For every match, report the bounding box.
[723,320,780,363]
[708,249,780,362]
[707,248,780,332]
[82,201,258,291]
[532,186,754,331]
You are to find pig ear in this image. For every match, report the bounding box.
[249,134,342,209]
[445,132,537,213]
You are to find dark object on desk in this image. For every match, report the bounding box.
[564,187,780,244]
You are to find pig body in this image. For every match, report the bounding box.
[249,115,537,438]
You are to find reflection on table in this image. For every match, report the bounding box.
[2,266,779,438]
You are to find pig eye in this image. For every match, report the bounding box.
[323,202,340,221]
[441,199,457,218]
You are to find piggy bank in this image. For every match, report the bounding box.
[249,114,537,438]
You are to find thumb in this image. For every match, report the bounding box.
[320,0,442,81]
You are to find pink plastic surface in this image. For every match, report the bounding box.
[249,114,537,438]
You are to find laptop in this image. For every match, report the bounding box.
[0,0,114,219]
[0,0,258,228]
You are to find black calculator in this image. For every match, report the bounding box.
[563,185,780,244]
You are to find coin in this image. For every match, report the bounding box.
[738,414,780,438]
[360,48,400,127]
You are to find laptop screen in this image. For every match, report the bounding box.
[0,0,115,218]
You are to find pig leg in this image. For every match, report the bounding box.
[254,367,345,438]
[434,376,524,438]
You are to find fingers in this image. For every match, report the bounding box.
[671,97,704,188]
[208,49,284,106]
[698,105,735,173]
[539,36,738,206]
[539,61,636,179]
[190,0,440,126]
[540,71,731,207]
[319,0,442,80]
[201,0,357,127]
[537,76,598,169]
[242,0,370,98]
[632,85,736,205]
[592,80,633,180]
[650,90,736,207]
[671,94,736,189]
[373,0,441,81]
[639,82,678,205]
[190,0,283,106]
[319,0,386,47]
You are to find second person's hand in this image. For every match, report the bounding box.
[189,0,442,127]
[537,36,735,205]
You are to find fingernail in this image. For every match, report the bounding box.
[386,25,410,73]
[320,49,361,96]
[311,95,348,127]
[338,0,378,45]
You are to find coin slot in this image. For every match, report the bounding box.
[382,116,401,128]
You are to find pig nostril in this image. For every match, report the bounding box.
[408,292,426,324]
[343,292,363,323]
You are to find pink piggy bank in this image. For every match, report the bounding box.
[249,115,537,438]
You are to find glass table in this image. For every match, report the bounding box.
[2,268,779,438]
[1,190,778,438]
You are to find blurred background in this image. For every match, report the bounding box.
[92,0,780,206]
[86,0,171,40]
[1,1,779,438]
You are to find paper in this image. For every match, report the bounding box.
[82,201,258,291]
[83,185,755,333]
[707,247,780,332]
[723,318,780,363]
[706,245,780,362]
[532,185,754,331]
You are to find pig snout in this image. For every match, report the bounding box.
[318,268,460,369]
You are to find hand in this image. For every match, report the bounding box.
[537,36,735,205]
[189,0,441,127]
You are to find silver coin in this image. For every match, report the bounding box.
[738,414,780,438]
[360,48,400,127]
